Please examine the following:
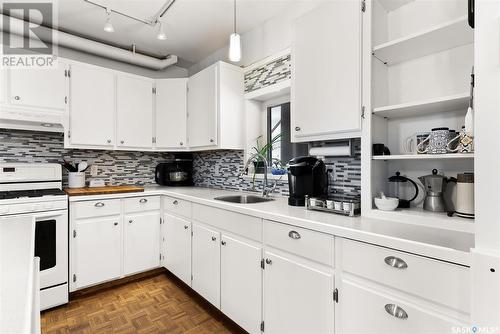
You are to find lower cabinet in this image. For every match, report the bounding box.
[74,217,122,289]
[220,234,262,334]
[263,249,335,334]
[192,223,221,308]
[163,213,191,285]
[123,211,160,275]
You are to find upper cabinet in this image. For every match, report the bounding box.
[116,74,154,150]
[0,61,69,131]
[66,63,115,148]
[155,78,188,150]
[187,61,244,150]
[291,1,363,142]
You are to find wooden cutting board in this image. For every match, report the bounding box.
[64,185,145,196]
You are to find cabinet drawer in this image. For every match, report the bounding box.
[124,196,160,213]
[73,199,121,219]
[163,196,191,218]
[340,279,467,334]
[340,239,470,313]
[264,220,334,266]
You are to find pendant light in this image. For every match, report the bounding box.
[228,0,241,62]
[103,8,114,33]
[157,21,167,40]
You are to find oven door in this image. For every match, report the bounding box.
[32,210,68,289]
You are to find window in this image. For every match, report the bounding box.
[267,102,308,167]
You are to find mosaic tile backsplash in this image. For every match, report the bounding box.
[244,53,291,93]
[0,129,173,186]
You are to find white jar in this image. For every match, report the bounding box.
[68,172,85,188]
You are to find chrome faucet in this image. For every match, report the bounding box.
[241,152,271,197]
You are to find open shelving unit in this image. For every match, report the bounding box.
[362,0,475,234]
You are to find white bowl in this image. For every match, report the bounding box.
[374,197,399,211]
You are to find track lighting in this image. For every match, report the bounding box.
[229,0,241,62]
[157,22,167,40]
[103,8,114,33]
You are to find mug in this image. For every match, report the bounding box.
[373,143,391,156]
[403,132,430,154]
[447,127,474,153]
[416,128,450,154]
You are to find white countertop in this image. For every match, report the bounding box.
[69,186,474,265]
[0,216,36,334]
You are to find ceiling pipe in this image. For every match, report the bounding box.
[0,14,178,70]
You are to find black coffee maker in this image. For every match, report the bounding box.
[288,156,328,206]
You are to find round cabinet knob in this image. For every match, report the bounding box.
[14,96,20,100]
[180,142,184,146]
[209,139,214,143]
[107,139,112,144]
[129,220,133,224]
[221,241,226,246]
[265,258,272,265]
[184,225,189,229]
[295,126,301,131]
[120,140,124,144]
[173,200,178,205]
[211,236,217,241]
[113,222,118,226]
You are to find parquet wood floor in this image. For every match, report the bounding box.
[41,272,246,334]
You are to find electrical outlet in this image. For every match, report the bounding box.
[90,165,98,177]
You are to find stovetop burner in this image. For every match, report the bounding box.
[0,188,67,200]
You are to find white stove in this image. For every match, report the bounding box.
[0,163,69,310]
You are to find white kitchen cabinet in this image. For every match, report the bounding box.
[263,249,335,334]
[116,74,154,149]
[337,278,468,334]
[187,61,244,150]
[192,223,220,308]
[123,211,160,275]
[155,79,188,150]
[67,63,115,148]
[220,234,262,334]
[74,217,121,289]
[163,213,191,285]
[291,1,362,142]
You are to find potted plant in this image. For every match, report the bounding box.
[251,133,283,174]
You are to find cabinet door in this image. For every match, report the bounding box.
[69,64,115,147]
[163,213,191,285]
[155,79,187,149]
[292,2,362,142]
[221,234,262,334]
[338,278,468,334]
[187,65,218,148]
[192,223,220,308]
[116,75,154,149]
[75,217,121,289]
[124,211,160,275]
[8,66,67,111]
[264,249,335,334]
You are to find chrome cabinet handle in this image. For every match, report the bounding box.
[113,222,118,226]
[139,198,148,203]
[180,142,184,146]
[288,230,301,240]
[173,200,179,205]
[210,139,214,143]
[384,256,408,269]
[265,258,272,265]
[129,220,133,224]
[14,96,20,100]
[107,139,111,144]
[184,225,189,229]
[221,241,226,246]
[385,304,408,319]
[211,236,217,241]
[295,126,301,131]
[95,202,105,207]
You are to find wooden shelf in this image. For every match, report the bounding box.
[368,208,475,234]
[373,16,473,65]
[372,154,474,161]
[373,93,469,118]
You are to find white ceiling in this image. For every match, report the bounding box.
[54,0,298,67]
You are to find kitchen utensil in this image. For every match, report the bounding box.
[418,169,452,212]
[416,128,450,154]
[374,192,399,211]
[465,66,474,135]
[373,143,390,156]
[68,172,85,188]
[62,160,78,172]
[77,162,88,172]
[388,172,419,208]
[447,126,474,153]
[454,173,475,219]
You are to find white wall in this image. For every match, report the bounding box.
[188,2,321,75]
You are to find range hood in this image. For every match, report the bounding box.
[0,108,64,133]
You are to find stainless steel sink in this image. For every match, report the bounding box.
[214,195,274,204]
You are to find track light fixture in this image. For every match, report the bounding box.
[157,21,167,40]
[229,0,241,62]
[103,8,114,33]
